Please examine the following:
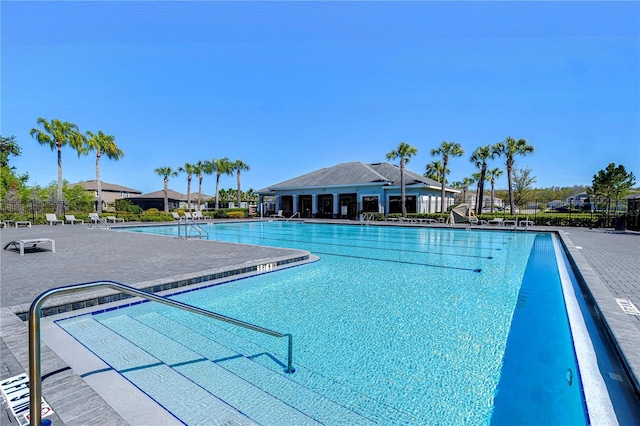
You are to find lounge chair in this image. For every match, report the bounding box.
[65,214,84,224]
[183,212,193,221]
[192,211,204,220]
[270,210,284,218]
[45,213,64,226]
[106,216,125,223]
[172,212,181,221]
[4,238,55,256]
[488,218,504,226]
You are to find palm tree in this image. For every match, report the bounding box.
[424,160,449,183]
[471,171,490,212]
[460,176,475,205]
[193,160,211,211]
[494,136,535,213]
[431,141,464,213]
[211,157,234,209]
[386,142,418,217]
[154,166,178,213]
[179,163,198,212]
[486,167,504,213]
[30,118,84,215]
[84,130,124,213]
[233,160,250,207]
[469,144,498,213]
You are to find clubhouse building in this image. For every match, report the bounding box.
[256,162,459,219]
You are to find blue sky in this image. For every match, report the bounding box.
[2,1,638,195]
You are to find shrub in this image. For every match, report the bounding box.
[227,211,246,218]
[144,208,160,215]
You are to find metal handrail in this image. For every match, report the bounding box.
[286,212,300,222]
[177,221,209,239]
[29,280,294,426]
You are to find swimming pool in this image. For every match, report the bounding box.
[57,222,592,424]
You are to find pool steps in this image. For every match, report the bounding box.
[57,311,419,424]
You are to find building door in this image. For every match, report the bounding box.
[318,194,333,218]
[338,193,357,219]
[299,195,312,218]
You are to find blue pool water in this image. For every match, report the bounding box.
[57,223,588,425]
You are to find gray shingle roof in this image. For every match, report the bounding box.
[69,180,142,193]
[258,162,444,192]
[131,190,213,201]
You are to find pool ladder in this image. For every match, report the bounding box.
[27,280,295,426]
[360,213,375,225]
[177,220,209,239]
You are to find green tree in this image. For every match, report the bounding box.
[424,160,449,182]
[512,167,537,207]
[233,160,250,206]
[211,157,234,210]
[1,135,21,168]
[30,118,84,215]
[486,167,503,212]
[244,188,258,203]
[431,140,464,213]
[154,166,178,213]
[179,162,198,212]
[194,160,212,211]
[0,135,29,202]
[84,130,124,213]
[386,142,418,217]
[590,163,636,216]
[494,136,534,214]
[470,144,498,212]
[470,172,490,212]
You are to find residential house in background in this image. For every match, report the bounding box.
[69,180,142,211]
[465,193,504,211]
[256,162,459,219]
[547,199,565,209]
[565,192,590,209]
[129,190,213,211]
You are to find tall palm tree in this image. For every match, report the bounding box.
[233,160,250,207]
[431,141,464,213]
[386,142,418,217]
[30,118,84,215]
[424,160,449,183]
[154,166,178,213]
[84,130,124,213]
[470,144,497,213]
[211,157,234,209]
[494,136,535,213]
[461,176,475,205]
[486,167,504,213]
[193,160,211,211]
[179,162,198,212]
[471,171,490,212]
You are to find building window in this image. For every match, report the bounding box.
[362,196,379,213]
[389,195,416,214]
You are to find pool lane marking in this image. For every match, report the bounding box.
[313,251,482,273]
[206,230,496,260]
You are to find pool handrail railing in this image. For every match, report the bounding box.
[28,279,295,426]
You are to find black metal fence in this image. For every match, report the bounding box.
[0,200,95,225]
[475,199,638,230]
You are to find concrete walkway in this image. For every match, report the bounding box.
[1,221,638,425]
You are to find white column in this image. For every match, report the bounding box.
[312,194,317,217]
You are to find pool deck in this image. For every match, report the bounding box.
[1,220,639,425]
